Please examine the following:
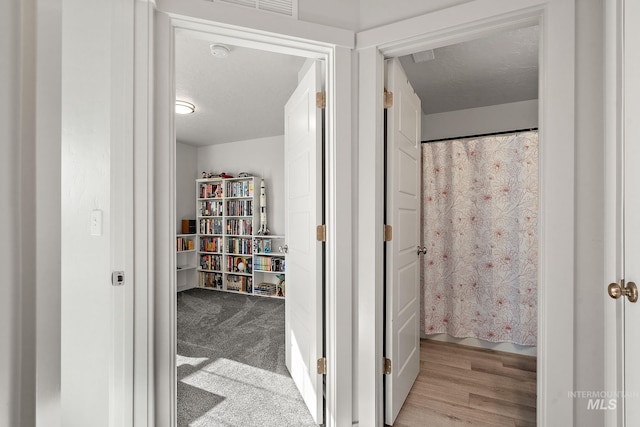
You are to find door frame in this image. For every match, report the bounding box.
[138,1,354,426]
[356,1,575,425]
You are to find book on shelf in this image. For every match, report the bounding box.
[200,272,223,289]
[253,256,285,272]
[200,254,222,271]
[226,199,253,216]
[200,218,223,235]
[176,237,194,252]
[200,236,223,253]
[199,182,223,199]
[228,256,252,274]
[226,218,252,235]
[199,200,223,216]
[227,237,252,254]
[226,180,254,198]
[226,275,252,293]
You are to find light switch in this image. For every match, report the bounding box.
[91,209,103,236]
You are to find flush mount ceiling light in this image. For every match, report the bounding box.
[210,44,231,59]
[175,100,195,115]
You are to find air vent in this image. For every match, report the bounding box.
[215,0,297,18]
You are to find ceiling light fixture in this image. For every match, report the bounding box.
[175,100,195,115]
[210,44,231,59]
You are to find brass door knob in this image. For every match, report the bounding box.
[608,280,639,303]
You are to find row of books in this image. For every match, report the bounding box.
[177,237,194,252]
[200,218,223,235]
[227,237,253,255]
[226,180,254,198]
[253,256,285,272]
[200,272,223,289]
[228,256,252,274]
[199,182,223,199]
[227,199,253,216]
[254,282,285,297]
[200,236,223,253]
[227,275,253,293]
[226,219,252,236]
[200,254,222,272]
[199,200,223,217]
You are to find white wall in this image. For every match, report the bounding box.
[422,99,538,141]
[176,142,198,233]
[197,136,285,235]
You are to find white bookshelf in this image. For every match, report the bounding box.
[176,234,198,292]
[195,176,286,299]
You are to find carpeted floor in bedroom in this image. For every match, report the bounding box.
[176,288,316,427]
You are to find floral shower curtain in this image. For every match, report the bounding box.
[420,131,538,346]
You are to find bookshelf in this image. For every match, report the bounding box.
[176,234,197,291]
[195,176,285,299]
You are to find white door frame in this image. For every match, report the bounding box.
[136,1,354,425]
[356,1,575,425]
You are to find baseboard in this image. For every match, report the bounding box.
[422,333,537,356]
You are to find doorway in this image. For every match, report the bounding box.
[356,2,575,425]
[383,27,540,425]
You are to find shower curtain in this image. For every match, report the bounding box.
[420,131,538,346]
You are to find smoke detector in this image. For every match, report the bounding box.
[210,44,231,58]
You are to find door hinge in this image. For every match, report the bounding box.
[317,224,326,242]
[317,357,327,375]
[384,89,393,109]
[384,224,392,242]
[316,92,326,109]
[384,358,392,375]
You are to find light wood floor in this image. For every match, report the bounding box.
[392,339,537,427]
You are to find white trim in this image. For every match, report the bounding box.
[148,5,353,426]
[157,0,353,48]
[356,1,575,425]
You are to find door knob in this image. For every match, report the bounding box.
[416,246,427,255]
[608,279,638,303]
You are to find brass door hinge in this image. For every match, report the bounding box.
[384,225,392,242]
[384,89,393,109]
[384,358,392,375]
[316,92,326,109]
[317,224,326,242]
[317,357,327,375]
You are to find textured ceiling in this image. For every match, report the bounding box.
[400,25,539,114]
[175,31,306,146]
[176,25,539,146]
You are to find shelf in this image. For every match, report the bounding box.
[177,249,196,253]
[227,272,252,277]
[177,233,197,237]
[197,197,223,201]
[254,252,285,257]
[198,215,223,218]
[199,251,222,255]
[198,268,223,273]
[254,270,285,274]
[254,235,285,239]
[177,266,196,271]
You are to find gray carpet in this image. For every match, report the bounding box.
[177,288,317,427]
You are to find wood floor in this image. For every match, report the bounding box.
[392,339,537,427]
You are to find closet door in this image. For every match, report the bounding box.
[284,61,324,424]
[384,58,422,425]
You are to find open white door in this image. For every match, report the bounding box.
[284,61,324,424]
[620,0,640,422]
[607,0,640,424]
[384,58,422,425]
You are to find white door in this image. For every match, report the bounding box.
[621,0,640,422]
[284,61,324,424]
[384,58,422,425]
[607,1,640,425]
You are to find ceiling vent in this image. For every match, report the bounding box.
[215,0,298,18]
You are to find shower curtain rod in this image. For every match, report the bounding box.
[422,127,538,144]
